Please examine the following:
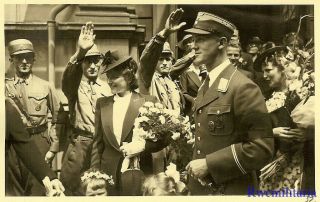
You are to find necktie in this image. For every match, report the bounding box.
[199,71,207,83]
[202,76,210,95]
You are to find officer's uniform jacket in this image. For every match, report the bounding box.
[189,63,274,195]
[5,75,60,152]
[180,65,203,115]
[5,98,57,195]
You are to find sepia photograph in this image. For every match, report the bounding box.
[3,2,316,199]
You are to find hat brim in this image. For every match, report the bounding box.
[11,50,33,55]
[254,46,287,72]
[103,56,132,73]
[184,28,211,35]
[85,52,102,57]
[177,35,193,49]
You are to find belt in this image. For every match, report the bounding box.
[27,123,48,135]
[72,128,93,139]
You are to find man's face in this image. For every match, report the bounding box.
[192,34,220,67]
[106,70,129,95]
[82,55,103,80]
[11,53,34,76]
[184,38,195,53]
[262,62,284,89]
[227,46,241,65]
[247,44,259,55]
[230,29,239,42]
[156,54,173,75]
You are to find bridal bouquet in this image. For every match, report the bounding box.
[133,102,193,142]
[120,102,193,173]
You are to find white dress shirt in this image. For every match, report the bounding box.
[208,59,231,87]
[113,92,132,144]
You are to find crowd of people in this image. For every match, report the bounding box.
[5,8,315,196]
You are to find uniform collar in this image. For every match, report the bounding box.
[14,74,32,85]
[81,76,101,86]
[208,59,230,86]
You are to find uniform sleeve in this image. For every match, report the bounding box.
[61,61,83,101]
[6,100,57,182]
[138,34,166,94]
[47,83,61,152]
[170,54,193,79]
[206,81,274,184]
[90,98,105,169]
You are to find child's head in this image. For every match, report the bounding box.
[80,168,114,196]
[142,173,177,196]
[142,172,187,196]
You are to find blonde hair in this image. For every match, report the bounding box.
[142,173,185,196]
[80,168,113,195]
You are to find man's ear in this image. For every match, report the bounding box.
[9,57,13,63]
[218,37,228,49]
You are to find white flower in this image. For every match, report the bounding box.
[171,132,180,140]
[139,116,150,123]
[171,117,180,124]
[284,62,301,80]
[159,115,166,124]
[165,163,180,183]
[149,107,160,114]
[155,103,164,109]
[139,107,148,115]
[288,79,302,91]
[144,102,154,108]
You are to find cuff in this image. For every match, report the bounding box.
[50,142,59,153]
[154,34,167,44]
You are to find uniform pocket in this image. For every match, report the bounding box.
[207,105,234,136]
[28,93,48,115]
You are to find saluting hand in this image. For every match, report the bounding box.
[160,8,186,38]
[78,21,96,51]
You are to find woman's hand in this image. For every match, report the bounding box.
[274,127,306,142]
[120,140,146,158]
[273,127,290,138]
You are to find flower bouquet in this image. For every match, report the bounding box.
[260,15,314,191]
[133,102,193,143]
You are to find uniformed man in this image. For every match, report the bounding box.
[184,12,274,195]
[139,9,185,115]
[138,9,187,173]
[60,22,111,195]
[5,98,65,196]
[5,39,60,196]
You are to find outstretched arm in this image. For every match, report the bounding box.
[138,9,186,94]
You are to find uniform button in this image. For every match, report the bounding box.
[217,110,220,114]
[197,136,201,141]
[198,109,202,114]
[197,123,201,127]
[19,94,22,98]
[197,150,201,155]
